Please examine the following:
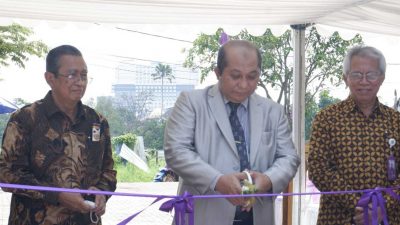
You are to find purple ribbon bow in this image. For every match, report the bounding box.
[159,191,194,225]
[356,188,389,225]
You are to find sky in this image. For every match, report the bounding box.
[0,20,206,103]
[1,19,400,107]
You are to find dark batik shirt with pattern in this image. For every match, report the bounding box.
[0,91,117,225]
[308,96,400,225]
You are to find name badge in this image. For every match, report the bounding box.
[388,138,397,181]
[92,123,101,142]
[388,154,397,181]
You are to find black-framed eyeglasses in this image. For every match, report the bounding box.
[348,71,382,82]
[56,71,92,84]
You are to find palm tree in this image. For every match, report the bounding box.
[151,63,174,116]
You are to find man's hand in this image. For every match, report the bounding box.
[58,192,92,213]
[353,204,382,225]
[250,171,272,193]
[88,186,107,216]
[215,173,247,206]
[239,171,272,212]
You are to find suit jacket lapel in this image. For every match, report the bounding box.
[249,94,263,164]
[207,85,238,156]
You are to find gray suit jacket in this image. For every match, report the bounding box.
[164,84,300,225]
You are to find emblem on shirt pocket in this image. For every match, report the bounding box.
[92,123,101,142]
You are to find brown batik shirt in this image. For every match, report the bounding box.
[0,91,117,225]
[308,96,400,225]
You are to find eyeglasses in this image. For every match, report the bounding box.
[56,71,92,84]
[348,71,382,82]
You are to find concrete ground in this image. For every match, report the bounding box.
[0,182,178,225]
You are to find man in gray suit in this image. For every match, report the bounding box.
[164,40,300,225]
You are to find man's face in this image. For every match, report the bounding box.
[50,55,88,105]
[344,55,384,105]
[216,46,260,103]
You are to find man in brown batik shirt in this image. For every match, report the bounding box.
[308,46,400,225]
[0,45,117,225]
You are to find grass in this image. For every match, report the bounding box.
[115,156,166,182]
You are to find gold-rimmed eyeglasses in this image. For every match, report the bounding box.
[348,71,382,82]
[56,72,93,84]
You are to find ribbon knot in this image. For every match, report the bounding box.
[356,188,389,225]
[159,191,194,225]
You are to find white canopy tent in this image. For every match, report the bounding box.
[1,1,399,224]
[0,0,400,36]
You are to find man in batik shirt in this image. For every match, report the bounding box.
[308,46,400,225]
[0,45,117,225]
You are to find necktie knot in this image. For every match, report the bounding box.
[228,102,240,114]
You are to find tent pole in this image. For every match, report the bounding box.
[289,23,309,225]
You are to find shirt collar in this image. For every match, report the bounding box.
[343,95,385,116]
[223,97,249,110]
[43,90,85,119]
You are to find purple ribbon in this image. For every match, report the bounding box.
[159,191,194,225]
[2,182,400,225]
[356,188,389,225]
[117,197,164,225]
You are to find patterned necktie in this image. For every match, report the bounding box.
[228,102,250,171]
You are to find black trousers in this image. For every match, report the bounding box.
[233,207,253,225]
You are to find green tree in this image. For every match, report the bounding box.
[134,118,166,150]
[0,114,10,141]
[111,132,137,165]
[95,90,154,136]
[0,98,30,144]
[95,96,125,136]
[305,93,319,140]
[305,90,340,140]
[112,132,137,150]
[151,63,174,115]
[183,26,363,116]
[13,97,30,107]
[318,89,341,109]
[0,23,48,75]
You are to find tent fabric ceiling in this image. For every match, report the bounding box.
[0,0,400,36]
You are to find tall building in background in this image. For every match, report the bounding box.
[112,60,199,118]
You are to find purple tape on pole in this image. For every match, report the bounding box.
[356,189,389,225]
[159,191,194,225]
[219,32,229,45]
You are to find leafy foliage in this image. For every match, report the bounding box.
[305,90,340,139]
[0,23,48,69]
[111,132,137,166]
[112,132,137,149]
[0,114,10,141]
[318,89,341,109]
[115,157,165,182]
[94,93,153,136]
[110,132,166,182]
[183,26,363,117]
[305,27,363,100]
[305,93,319,141]
[151,63,174,82]
[0,99,30,143]
[135,118,166,150]
[94,96,124,136]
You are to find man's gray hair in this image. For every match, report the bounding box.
[343,46,386,75]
